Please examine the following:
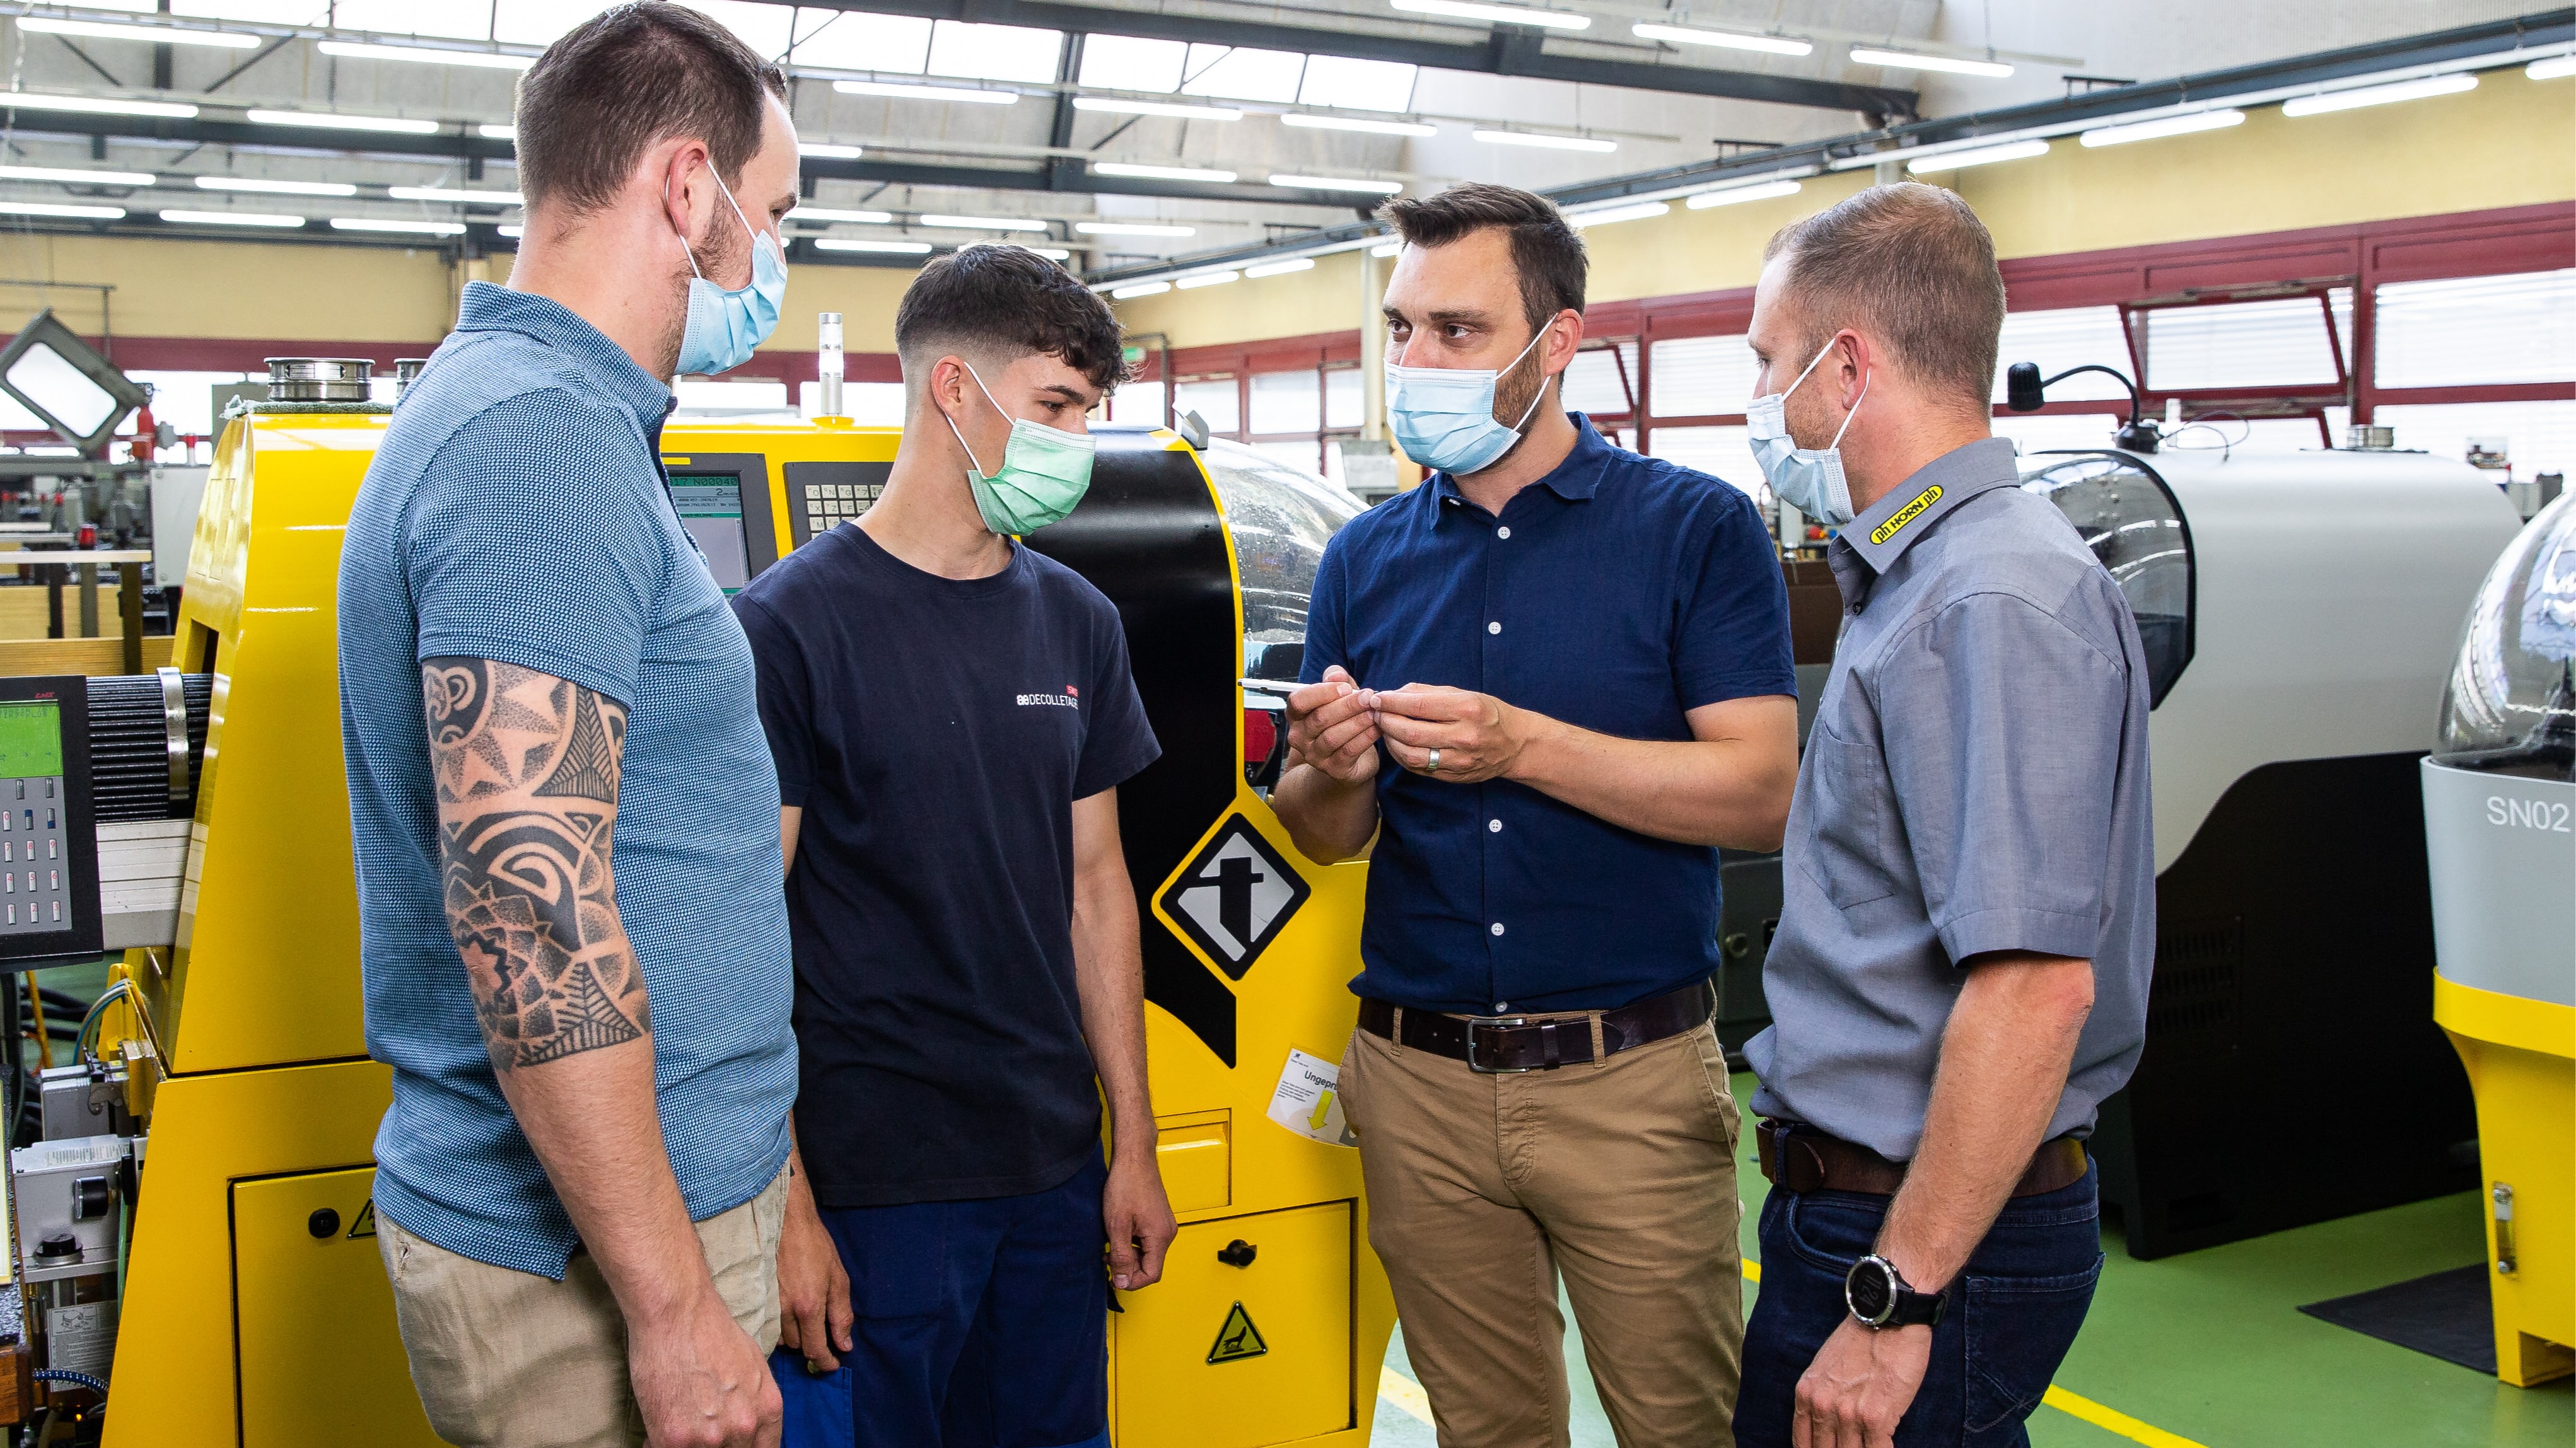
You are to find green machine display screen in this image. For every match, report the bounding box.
[669,474,752,593]
[0,701,62,779]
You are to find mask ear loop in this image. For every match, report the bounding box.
[1826,368,1872,451]
[938,360,1003,478]
[1501,319,1558,432]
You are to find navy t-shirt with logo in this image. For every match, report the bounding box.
[731,523,1160,1207]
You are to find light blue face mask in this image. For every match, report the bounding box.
[673,163,785,377]
[1747,338,1870,527]
[1384,323,1552,477]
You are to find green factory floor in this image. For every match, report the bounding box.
[1368,1073,2574,1448]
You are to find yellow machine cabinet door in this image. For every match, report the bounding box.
[1113,1202,1353,1448]
[231,1166,442,1447]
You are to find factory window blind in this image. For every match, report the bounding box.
[1172,377,1240,436]
[2374,269,2576,390]
[1992,308,2134,403]
[1250,371,1322,436]
[2140,292,2354,393]
[1648,334,1759,420]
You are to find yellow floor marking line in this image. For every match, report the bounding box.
[1378,1365,1435,1424]
[1737,1258,2208,1448]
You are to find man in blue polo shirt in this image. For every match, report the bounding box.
[1273,183,1799,1447]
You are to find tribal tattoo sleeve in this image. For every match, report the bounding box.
[423,657,650,1073]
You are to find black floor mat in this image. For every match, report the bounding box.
[2299,1265,2497,1374]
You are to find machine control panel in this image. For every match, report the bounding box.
[658,451,781,593]
[0,678,100,960]
[785,460,893,547]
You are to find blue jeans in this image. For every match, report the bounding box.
[773,1156,1110,1448]
[1734,1159,2104,1447]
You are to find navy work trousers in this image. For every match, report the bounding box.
[1734,1160,2104,1447]
[773,1156,1110,1448]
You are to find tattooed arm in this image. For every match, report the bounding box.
[424,658,780,1448]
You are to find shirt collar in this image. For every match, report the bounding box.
[452,280,674,432]
[1430,411,1613,511]
[1840,436,2022,574]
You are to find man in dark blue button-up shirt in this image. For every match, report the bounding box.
[1274,182,1797,1448]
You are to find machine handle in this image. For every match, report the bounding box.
[1216,1239,1257,1268]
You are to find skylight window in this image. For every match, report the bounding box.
[1080,35,1189,93]
[329,0,494,40]
[1297,55,1418,112]
[1180,45,1306,103]
[172,0,338,21]
[489,0,615,47]
[792,10,932,72]
[673,1,793,58]
[926,21,1063,84]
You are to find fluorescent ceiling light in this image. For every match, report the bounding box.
[247,109,441,135]
[835,79,1018,105]
[815,238,932,254]
[160,209,303,228]
[1850,46,2013,78]
[0,202,123,220]
[0,164,153,187]
[801,142,865,159]
[1906,138,2050,173]
[1390,0,1590,29]
[0,93,197,119]
[1687,178,1803,208]
[1566,200,1669,227]
[790,206,894,224]
[498,224,523,238]
[1270,173,1403,194]
[317,41,533,71]
[479,124,517,140]
[1245,257,1317,277]
[1370,241,1401,257]
[1111,281,1172,298]
[20,17,257,48]
[196,175,358,197]
[1472,129,1617,153]
[919,213,1048,232]
[2531,54,2576,81]
[1630,22,1809,55]
[1071,96,1242,121]
[1094,161,1238,182]
[1077,222,1194,236]
[1281,112,1437,137]
[388,186,523,206]
[2281,73,2477,116]
[1176,270,1240,289]
[1026,247,1073,260]
[331,217,465,236]
[2080,109,2244,147]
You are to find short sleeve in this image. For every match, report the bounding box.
[732,594,816,809]
[1880,591,2131,965]
[1300,538,1349,686]
[1073,603,1161,799]
[1672,489,1798,709]
[407,391,666,706]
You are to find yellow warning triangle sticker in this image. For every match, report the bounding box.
[347,1198,378,1239]
[1206,1301,1268,1364]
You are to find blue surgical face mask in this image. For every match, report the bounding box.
[1384,323,1552,477]
[673,163,785,377]
[1747,339,1869,527]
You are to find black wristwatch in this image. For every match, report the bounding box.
[1845,1254,1946,1329]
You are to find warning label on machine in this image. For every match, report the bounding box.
[46,1300,116,1381]
[1266,1048,1355,1147]
[1207,1302,1269,1364]
[1159,814,1309,980]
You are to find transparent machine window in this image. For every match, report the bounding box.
[2019,452,2195,706]
[1195,437,1363,680]
[2437,491,2575,781]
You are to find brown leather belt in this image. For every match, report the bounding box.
[1755,1119,2088,1199]
[1356,982,1712,1074]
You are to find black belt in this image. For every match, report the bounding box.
[1356,982,1713,1074]
[1756,1120,2089,1199]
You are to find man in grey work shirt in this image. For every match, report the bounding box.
[1730,184,2155,1448]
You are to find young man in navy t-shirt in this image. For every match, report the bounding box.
[731,243,1172,1448]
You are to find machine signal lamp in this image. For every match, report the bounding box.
[2005,360,2160,453]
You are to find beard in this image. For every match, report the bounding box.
[658,208,748,378]
[1488,341,1551,432]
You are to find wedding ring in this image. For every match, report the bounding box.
[1427,748,1442,772]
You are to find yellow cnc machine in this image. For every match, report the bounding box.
[44,391,1392,1447]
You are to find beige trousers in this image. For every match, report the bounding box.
[376,1169,790,1448]
[1341,1018,1744,1448]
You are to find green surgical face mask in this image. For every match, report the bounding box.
[941,362,1097,536]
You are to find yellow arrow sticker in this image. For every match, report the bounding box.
[1206,1301,1269,1364]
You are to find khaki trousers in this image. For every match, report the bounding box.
[1341,1018,1744,1448]
[377,1169,790,1448]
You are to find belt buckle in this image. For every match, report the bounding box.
[1460,1016,1532,1074]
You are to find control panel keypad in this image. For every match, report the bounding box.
[0,776,65,933]
[801,481,880,535]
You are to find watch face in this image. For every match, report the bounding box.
[1846,1258,1894,1323]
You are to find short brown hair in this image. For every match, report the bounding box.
[1379,183,1587,333]
[1763,183,2004,410]
[896,244,1126,393]
[515,2,788,214]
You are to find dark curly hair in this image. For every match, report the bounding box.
[895,244,1126,394]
